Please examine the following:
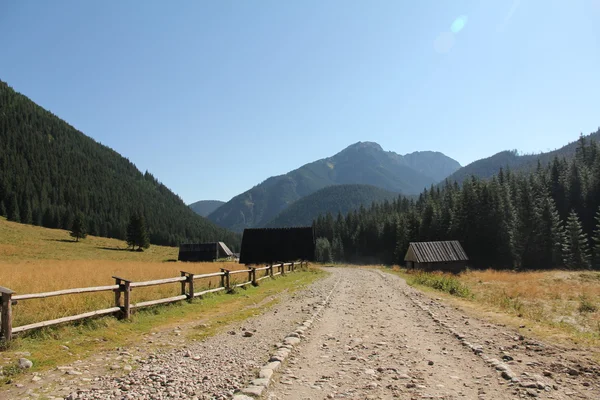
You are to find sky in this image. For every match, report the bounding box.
[1,1,599,204]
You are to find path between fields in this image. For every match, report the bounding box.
[4,268,600,400]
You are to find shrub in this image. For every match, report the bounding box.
[578,294,598,313]
[408,272,472,298]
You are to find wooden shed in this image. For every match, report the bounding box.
[239,227,315,265]
[178,242,233,262]
[404,241,468,273]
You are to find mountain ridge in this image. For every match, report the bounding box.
[265,184,400,228]
[445,128,600,184]
[0,80,240,249]
[189,200,225,217]
[206,142,460,232]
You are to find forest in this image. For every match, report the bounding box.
[0,81,240,249]
[313,136,600,270]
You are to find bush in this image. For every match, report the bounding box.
[578,295,598,313]
[408,272,472,298]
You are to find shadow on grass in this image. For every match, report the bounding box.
[97,246,131,252]
[43,239,77,243]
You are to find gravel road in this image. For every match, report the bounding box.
[267,268,599,400]
[5,267,600,400]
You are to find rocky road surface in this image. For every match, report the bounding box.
[4,267,600,400]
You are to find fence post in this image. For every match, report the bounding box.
[180,271,186,296]
[112,276,132,320]
[248,268,253,286]
[221,269,231,292]
[291,262,295,272]
[114,277,122,310]
[269,264,274,278]
[1,287,14,341]
[181,271,194,300]
[251,267,258,286]
[281,263,285,276]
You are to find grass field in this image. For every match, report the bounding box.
[395,267,600,348]
[0,217,249,327]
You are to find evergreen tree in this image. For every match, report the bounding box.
[6,192,20,222]
[535,196,565,269]
[315,237,333,262]
[0,201,6,217]
[592,207,600,270]
[563,210,591,269]
[126,214,150,251]
[70,214,87,242]
[331,235,344,262]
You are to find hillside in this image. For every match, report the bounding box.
[266,184,399,228]
[0,80,240,249]
[207,142,460,232]
[189,200,225,217]
[445,128,600,184]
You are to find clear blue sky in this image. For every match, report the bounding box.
[1,1,599,204]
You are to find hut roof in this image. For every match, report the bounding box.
[404,241,468,263]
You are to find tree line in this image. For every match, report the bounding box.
[0,80,240,250]
[313,136,600,270]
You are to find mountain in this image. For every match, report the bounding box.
[0,80,240,249]
[189,200,225,217]
[207,141,460,232]
[445,128,600,185]
[265,184,400,228]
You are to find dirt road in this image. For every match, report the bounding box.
[267,268,599,400]
[5,267,599,399]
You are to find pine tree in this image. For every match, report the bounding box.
[592,207,600,270]
[315,237,333,262]
[535,196,565,269]
[6,192,20,222]
[70,214,87,242]
[126,214,150,251]
[331,236,344,262]
[563,210,591,269]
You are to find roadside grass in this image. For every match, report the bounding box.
[390,267,600,350]
[0,267,325,377]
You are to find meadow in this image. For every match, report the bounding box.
[0,217,244,327]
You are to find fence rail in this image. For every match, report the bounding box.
[0,261,303,341]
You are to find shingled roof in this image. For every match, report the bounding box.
[404,241,468,263]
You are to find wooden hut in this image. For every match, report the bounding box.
[239,227,315,265]
[404,241,468,273]
[178,242,233,262]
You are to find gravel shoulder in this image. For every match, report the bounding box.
[4,267,600,400]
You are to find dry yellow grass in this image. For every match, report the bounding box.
[0,217,247,327]
[460,269,600,334]
[0,260,247,327]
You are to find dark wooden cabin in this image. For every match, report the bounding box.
[239,227,315,265]
[404,241,468,273]
[178,242,233,262]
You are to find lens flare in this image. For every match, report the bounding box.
[450,15,468,33]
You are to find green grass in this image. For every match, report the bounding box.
[404,271,473,298]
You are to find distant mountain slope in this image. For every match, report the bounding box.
[189,200,225,217]
[265,184,399,228]
[207,142,460,232]
[445,129,600,184]
[0,80,240,249]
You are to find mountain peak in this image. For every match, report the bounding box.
[344,141,383,152]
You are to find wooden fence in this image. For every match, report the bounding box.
[0,262,303,341]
